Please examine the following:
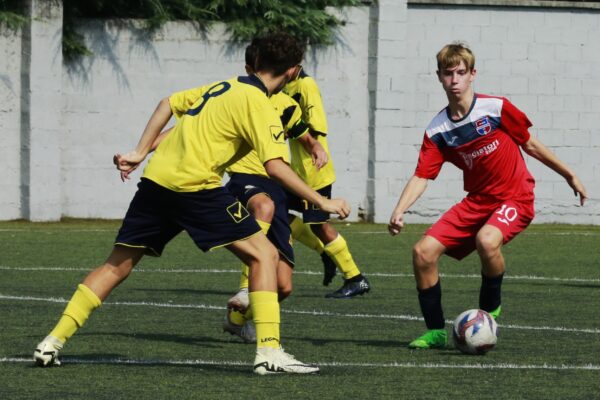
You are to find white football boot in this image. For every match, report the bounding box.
[34,335,63,367]
[223,312,256,343]
[227,288,250,313]
[253,347,320,375]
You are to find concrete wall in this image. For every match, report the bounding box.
[0,20,23,220]
[2,0,598,224]
[58,7,370,219]
[373,3,600,224]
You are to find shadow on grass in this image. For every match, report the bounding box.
[286,335,406,348]
[516,281,600,289]
[76,331,242,349]
[19,354,251,375]
[560,283,600,289]
[128,288,232,296]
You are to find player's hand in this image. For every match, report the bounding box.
[113,151,145,182]
[310,142,328,170]
[566,175,588,206]
[388,211,405,236]
[321,198,350,220]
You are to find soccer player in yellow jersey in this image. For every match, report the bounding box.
[284,68,371,298]
[220,43,329,342]
[33,32,350,375]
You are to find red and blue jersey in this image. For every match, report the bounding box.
[415,94,535,201]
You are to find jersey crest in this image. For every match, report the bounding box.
[475,116,492,136]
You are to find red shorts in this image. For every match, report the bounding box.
[425,196,535,260]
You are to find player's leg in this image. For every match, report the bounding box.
[235,192,274,293]
[226,253,295,344]
[287,190,337,286]
[34,178,173,367]
[477,199,534,320]
[227,236,318,374]
[289,215,339,286]
[225,193,274,339]
[312,222,371,298]
[34,246,145,366]
[409,235,448,349]
[475,224,505,319]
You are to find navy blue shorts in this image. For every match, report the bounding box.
[226,173,294,265]
[287,184,332,224]
[115,178,261,256]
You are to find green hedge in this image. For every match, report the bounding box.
[1,0,362,61]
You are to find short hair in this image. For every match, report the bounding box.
[436,42,475,71]
[254,32,305,76]
[245,41,259,71]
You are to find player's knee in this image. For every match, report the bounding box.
[412,241,438,268]
[249,198,275,222]
[278,283,293,301]
[476,232,502,256]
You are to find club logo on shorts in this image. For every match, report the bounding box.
[270,126,285,143]
[475,116,492,136]
[226,201,250,223]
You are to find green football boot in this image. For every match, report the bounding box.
[408,329,448,349]
[488,305,502,320]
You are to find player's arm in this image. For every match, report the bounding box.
[295,132,328,169]
[264,158,349,219]
[119,126,174,181]
[113,97,172,175]
[521,136,588,206]
[388,175,429,236]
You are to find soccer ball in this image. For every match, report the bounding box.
[452,309,498,355]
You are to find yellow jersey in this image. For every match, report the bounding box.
[142,76,288,192]
[227,91,307,177]
[284,70,336,189]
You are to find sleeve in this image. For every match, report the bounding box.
[299,77,328,135]
[500,97,532,145]
[168,86,207,119]
[244,100,290,165]
[281,100,309,139]
[414,133,445,180]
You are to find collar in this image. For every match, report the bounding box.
[237,74,269,96]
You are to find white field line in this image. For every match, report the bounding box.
[1,356,599,371]
[351,231,600,236]
[1,228,600,236]
[1,265,598,284]
[1,294,599,334]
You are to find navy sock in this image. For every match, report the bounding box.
[417,280,445,329]
[479,272,504,312]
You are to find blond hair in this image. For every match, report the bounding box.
[436,42,475,71]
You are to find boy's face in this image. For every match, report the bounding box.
[437,61,476,97]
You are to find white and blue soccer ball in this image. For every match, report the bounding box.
[452,309,498,355]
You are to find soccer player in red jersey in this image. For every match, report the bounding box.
[388,42,588,349]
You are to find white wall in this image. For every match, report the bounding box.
[374,4,600,224]
[0,27,22,220]
[59,8,370,219]
[2,1,599,224]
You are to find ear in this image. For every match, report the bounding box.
[469,68,477,82]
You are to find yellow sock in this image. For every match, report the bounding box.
[290,216,325,254]
[249,291,280,349]
[324,234,361,280]
[49,284,102,343]
[238,219,271,290]
[238,265,250,290]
